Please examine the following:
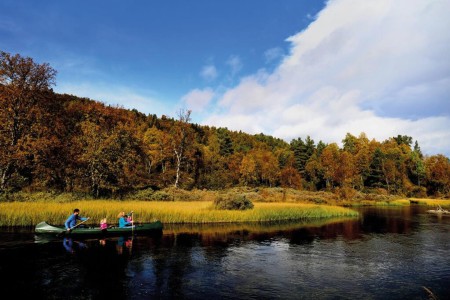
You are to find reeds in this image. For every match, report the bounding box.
[0,201,358,227]
[391,198,450,207]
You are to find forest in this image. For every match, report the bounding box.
[1,51,449,199]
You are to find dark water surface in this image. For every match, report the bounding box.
[0,206,449,299]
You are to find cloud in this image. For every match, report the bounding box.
[203,0,450,156]
[200,64,218,81]
[181,88,215,112]
[264,47,284,63]
[226,55,242,76]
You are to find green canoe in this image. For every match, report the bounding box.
[35,221,163,237]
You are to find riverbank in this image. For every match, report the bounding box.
[1,188,448,227]
[0,186,410,204]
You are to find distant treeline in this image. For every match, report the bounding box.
[1,51,449,198]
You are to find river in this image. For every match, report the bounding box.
[0,206,449,299]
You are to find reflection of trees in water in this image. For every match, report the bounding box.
[2,207,445,299]
[11,209,425,299]
[148,233,196,299]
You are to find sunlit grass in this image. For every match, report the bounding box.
[0,201,358,227]
[391,198,450,207]
[343,200,406,207]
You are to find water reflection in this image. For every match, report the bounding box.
[0,207,449,299]
[63,238,89,253]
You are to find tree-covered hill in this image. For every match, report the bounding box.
[1,51,449,198]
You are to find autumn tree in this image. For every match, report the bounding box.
[424,155,450,196]
[240,152,257,186]
[0,51,57,191]
[142,126,172,185]
[255,149,280,187]
[320,143,340,189]
[304,153,325,190]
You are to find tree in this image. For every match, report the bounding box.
[291,136,315,174]
[280,166,302,189]
[143,127,171,182]
[342,133,358,154]
[255,149,280,187]
[240,153,257,186]
[407,150,425,187]
[171,109,192,188]
[354,144,371,190]
[0,51,57,191]
[320,143,340,189]
[218,128,234,156]
[336,150,356,188]
[393,135,413,148]
[366,148,386,189]
[305,153,325,191]
[424,155,450,196]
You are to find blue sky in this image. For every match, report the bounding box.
[1,0,449,156]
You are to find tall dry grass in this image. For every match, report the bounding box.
[0,201,358,227]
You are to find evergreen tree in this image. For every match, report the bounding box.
[290,136,315,174]
[218,128,234,156]
[366,148,386,188]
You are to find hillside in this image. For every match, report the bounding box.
[1,51,449,199]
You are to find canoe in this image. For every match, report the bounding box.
[35,221,163,237]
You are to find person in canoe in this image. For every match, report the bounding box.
[65,208,89,232]
[100,218,108,233]
[118,211,134,228]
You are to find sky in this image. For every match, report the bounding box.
[1,0,449,157]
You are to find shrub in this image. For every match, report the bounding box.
[150,191,172,201]
[335,187,357,201]
[406,186,427,198]
[128,188,155,200]
[214,195,254,210]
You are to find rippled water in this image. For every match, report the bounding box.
[0,206,449,299]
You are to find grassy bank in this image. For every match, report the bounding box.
[0,201,358,227]
[390,198,450,207]
[0,187,403,204]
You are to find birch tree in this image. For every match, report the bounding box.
[172,109,192,188]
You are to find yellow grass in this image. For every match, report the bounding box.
[0,201,358,227]
[391,198,450,207]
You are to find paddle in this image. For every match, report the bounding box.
[131,211,134,235]
[58,217,90,236]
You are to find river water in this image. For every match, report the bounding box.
[0,206,449,299]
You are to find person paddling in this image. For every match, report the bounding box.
[65,208,88,231]
[118,211,133,228]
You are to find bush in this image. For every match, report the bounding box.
[214,195,254,210]
[406,186,427,198]
[128,188,155,200]
[150,190,172,201]
[335,187,357,201]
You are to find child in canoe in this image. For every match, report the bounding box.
[100,218,108,232]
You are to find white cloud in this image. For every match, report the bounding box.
[203,0,450,156]
[226,55,243,76]
[181,88,215,112]
[200,64,218,81]
[264,47,284,63]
